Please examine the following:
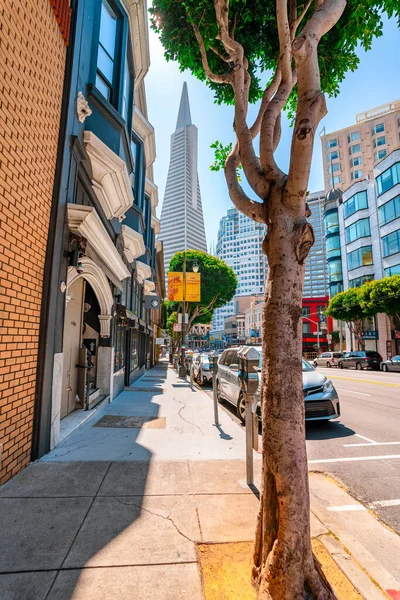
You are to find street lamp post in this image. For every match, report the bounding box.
[302,316,321,351]
[179,256,199,378]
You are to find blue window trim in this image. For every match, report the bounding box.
[347,245,373,271]
[131,133,146,212]
[379,194,400,226]
[376,162,400,196]
[345,217,371,244]
[348,274,374,288]
[382,228,400,259]
[343,190,368,219]
[384,264,400,276]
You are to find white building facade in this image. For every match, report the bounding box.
[211,207,267,332]
[335,149,400,356]
[159,82,207,280]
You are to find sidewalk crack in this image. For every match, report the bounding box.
[112,497,197,543]
[172,395,204,436]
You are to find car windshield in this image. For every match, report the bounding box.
[302,359,314,372]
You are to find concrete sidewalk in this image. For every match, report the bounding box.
[0,360,399,599]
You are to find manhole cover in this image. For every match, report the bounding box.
[124,387,164,393]
[93,416,166,429]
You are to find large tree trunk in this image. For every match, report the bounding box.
[252,190,336,600]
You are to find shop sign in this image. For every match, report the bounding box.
[145,295,160,309]
[173,323,182,332]
[362,330,379,340]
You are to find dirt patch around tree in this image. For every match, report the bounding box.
[197,540,364,600]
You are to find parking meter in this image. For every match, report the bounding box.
[209,351,219,425]
[237,346,259,395]
[209,351,219,375]
[237,346,259,486]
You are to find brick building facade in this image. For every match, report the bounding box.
[0,1,68,484]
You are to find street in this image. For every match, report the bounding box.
[204,367,400,535]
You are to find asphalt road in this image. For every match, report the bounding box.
[203,367,400,534]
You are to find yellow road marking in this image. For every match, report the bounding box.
[328,375,400,388]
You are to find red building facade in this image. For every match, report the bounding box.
[302,296,333,355]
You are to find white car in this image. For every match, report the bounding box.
[216,346,340,423]
[193,353,213,385]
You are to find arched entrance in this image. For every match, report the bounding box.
[61,258,113,418]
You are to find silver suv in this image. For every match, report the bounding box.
[313,352,343,368]
[216,346,340,423]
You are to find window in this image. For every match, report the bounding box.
[376,162,400,195]
[330,282,343,295]
[328,162,340,174]
[326,235,341,258]
[302,306,310,318]
[131,136,145,209]
[326,138,338,149]
[349,143,361,155]
[130,330,139,372]
[385,264,400,276]
[373,136,386,148]
[329,175,341,186]
[349,274,374,288]
[121,52,133,123]
[324,210,339,235]
[343,191,368,219]
[372,123,384,135]
[374,149,387,162]
[96,1,118,101]
[382,229,400,258]
[327,150,339,162]
[328,259,343,282]
[347,245,373,270]
[302,322,311,334]
[351,169,363,180]
[114,320,126,372]
[350,156,362,168]
[379,195,400,226]
[347,131,360,143]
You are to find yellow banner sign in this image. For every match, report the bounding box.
[185,272,201,302]
[168,272,184,301]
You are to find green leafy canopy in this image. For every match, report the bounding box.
[150,0,400,110]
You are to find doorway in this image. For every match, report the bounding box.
[61,278,84,419]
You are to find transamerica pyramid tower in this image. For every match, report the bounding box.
[159,82,207,280]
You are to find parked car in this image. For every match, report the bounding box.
[192,353,213,385]
[313,352,343,368]
[380,355,400,372]
[338,351,382,370]
[216,346,340,423]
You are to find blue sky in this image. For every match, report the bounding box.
[145,15,400,249]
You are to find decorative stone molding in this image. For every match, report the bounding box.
[145,177,158,211]
[83,131,134,221]
[121,224,145,263]
[77,92,92,123]
[122,0,150,90]
[136,260,152,283]
[67,203,130,283]
[144,280,155,294]
[151,215,160,235]
[133,107,156,168]
[67,257,114,338]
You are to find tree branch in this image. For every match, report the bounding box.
[192,23,233,84]
[210,45,232,63]
[225,144,267,223]
[286,0,346,207]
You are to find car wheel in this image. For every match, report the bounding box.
[237,393,246,424]
[356,362,362,370]
[198,371,203,386]
[326,361,331,368]
[382,364,388,372]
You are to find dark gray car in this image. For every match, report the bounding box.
[380,355,400,372]
[338,351,382,370]
[216,346,340,423]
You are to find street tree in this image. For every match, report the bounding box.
[359,275,400,330]
[151,1,399,597]
[325,288,373,348]
[168,250,237,333]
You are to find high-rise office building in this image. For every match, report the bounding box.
[211,207,267,330]
[324,148,400,357]
[304,191,329,298]
[321,99,400,193]
[159,83,207,279]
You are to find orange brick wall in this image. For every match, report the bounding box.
[0,0,67,484]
